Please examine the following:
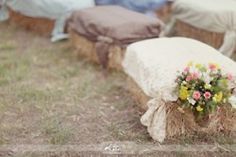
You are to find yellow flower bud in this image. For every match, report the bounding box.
[187,61,193,67]
[204,84,212,90]
[213,92,223,103]
[195,64,202,70]
[179,86,189,100]
[196,105,204,112]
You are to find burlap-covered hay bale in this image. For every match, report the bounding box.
[69,29,125,71]
[127,77,236,138]
[9,9,54,36]
[175,20,224,49]
[68,6,163,70]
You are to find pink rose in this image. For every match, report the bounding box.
[227,73,233,81]
[193,91,201,100]
[184,67,190,73]
[186,75,192,81]
[192,72,199,79]
[204,92,212,100]
[209,63,217,71]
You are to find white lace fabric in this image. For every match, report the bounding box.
[122,37,236,142]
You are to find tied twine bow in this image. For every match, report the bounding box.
[95,36,114,70]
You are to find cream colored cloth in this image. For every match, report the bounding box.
[162,0,236,57]
[0,0,95,42]
[140,98,167,142]
[122,37,236,142]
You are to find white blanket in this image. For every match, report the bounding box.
[123,37,236,142]
[0,0,95,42]
[162,0,236,57]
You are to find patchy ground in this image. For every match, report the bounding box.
[0,22,236,156]
[0,22,150,145]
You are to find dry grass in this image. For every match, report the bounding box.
[0,22,148,146]
[0,21,236,156]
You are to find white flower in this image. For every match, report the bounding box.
[189,66,199,74]
[202,73,212,84]
[187,98,196,105]
[229,96,236,109]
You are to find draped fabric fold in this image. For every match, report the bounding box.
[141,98,167,142]
[0,1,9,21]
[95,36,114,69]
[219,30,236,57]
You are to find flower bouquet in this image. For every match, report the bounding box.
[176,62,236,124]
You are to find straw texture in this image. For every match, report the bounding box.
[69,29,125,71]
[127,77,236,138]
[176,20,224,49]
[9,9,54,36]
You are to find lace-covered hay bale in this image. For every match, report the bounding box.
[9,9,54,36]
[69,29,125,71]
[68,6,163,70]
[123,37,236,141]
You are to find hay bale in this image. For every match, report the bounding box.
[8,9,54,36]
[127,77,236,138]
[175,20,224,49]
[156,1,173,22]
[126,77,150,111]
[69,29,125,71]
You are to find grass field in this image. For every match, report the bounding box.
[0,22,236,156]
[0,22,150,146]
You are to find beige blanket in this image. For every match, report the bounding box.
[162,0,236,57]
